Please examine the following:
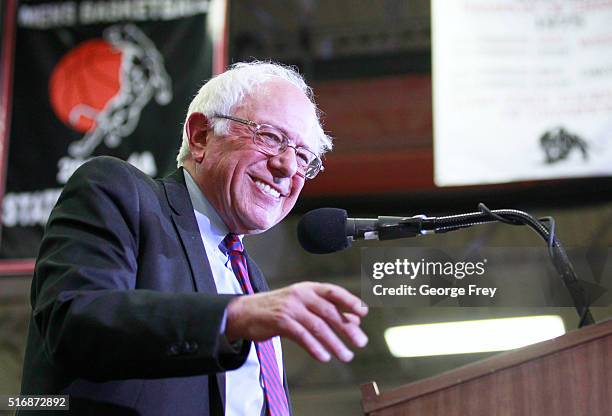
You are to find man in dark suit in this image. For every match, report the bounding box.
[20,62,368,415]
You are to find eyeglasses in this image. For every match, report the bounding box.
[213,114,324,179]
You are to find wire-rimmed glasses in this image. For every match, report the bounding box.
[213,114,324,179]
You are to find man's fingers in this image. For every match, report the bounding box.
[304,296,368,349]
[240,284,369,363]
[295,306,355,362]
[314,283,369,317]
[342,312,361,325]
[280,318,331,362]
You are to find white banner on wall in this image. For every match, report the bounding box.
[432,0,612,186]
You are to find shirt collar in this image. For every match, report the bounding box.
[183,169,242,251]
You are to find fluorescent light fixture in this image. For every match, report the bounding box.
[385,315,565,358]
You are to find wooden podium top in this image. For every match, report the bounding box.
[361,318,612,415]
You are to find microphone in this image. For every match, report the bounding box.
[297,208,434,254]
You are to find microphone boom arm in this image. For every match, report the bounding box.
[392,203,594,328]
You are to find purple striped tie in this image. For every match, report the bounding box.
[223,234,290,416]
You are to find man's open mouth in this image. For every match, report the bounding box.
[251,177,282,199]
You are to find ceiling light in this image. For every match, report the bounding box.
[385,315,565,357]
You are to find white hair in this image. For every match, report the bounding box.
[176,61,332,167]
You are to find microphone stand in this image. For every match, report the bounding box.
[383,203,595,328]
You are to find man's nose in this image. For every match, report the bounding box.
[268,147,299,178]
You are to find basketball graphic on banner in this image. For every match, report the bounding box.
[47,24,172,159]
[49,39,122,133]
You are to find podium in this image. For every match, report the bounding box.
[361,318,612,415]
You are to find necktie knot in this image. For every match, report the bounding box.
[223,233,244,253]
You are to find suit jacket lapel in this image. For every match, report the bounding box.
[161,169,227,411]
[162,168,218,294]
[245,252,269,293]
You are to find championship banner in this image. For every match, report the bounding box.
[432,0,612,186]
[2,0,226,258]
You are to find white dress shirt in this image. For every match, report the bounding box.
[184,170,284,415]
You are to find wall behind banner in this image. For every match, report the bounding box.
[2,0,226,259]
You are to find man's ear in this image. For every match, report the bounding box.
[186,112,210,163]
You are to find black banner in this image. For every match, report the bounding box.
[2,0,222,258]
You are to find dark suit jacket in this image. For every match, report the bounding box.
[19,156,289,415]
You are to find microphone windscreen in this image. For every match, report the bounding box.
[297,208,352,254]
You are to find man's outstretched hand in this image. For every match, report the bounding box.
[225,282,368,362]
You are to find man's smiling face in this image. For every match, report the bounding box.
[196,80,319,234]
